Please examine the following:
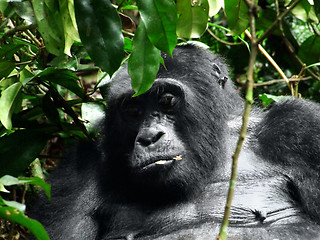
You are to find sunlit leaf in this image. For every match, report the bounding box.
[208,0,223,16]
[32,0,65,56]
[259,94,291,107]
[58,0,80,56]
[0,207,50,240]
[128,20,161,96]
[11,1,36,23]
[81,102,105,136]
[176,0,209,39]
[292,0,318,22]
[0,82,22,129]
[137,0,177,56]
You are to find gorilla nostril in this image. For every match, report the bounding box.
[137,137,152,146]
[152,131,165,143]
[137,130,165,146]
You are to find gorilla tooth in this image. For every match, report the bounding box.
[155,160,169,165]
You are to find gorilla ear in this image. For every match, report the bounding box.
[212,63,228,89]
[212,63,221,75]
[218,76,228,89]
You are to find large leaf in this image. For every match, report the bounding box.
[128,20,161,96]
[208,0,224,17]
[0,175,50,199]
[136,0,177,56]
[292,0,318,23]
[12,1,36,23]
[74,0,124,75]
[176,0,209,39]
[298,35,320,65]
[36,68,86,98]
[32,0,65,56]
[0,206,49,240]
[0,61,15,79]
[81,102,105,136]
[0,82,22,129]
[315,0,320,20]
[58,0,80,56]
[225,0,249,35]
[0,130,50,177]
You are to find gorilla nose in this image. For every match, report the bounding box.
[136,128,165,147]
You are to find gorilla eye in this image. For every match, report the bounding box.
[159,93,176,108]
[120,100,142,118]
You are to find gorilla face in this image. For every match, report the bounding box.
[118,79,187,176]
[102,78,196,199]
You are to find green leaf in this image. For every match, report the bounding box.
[36,68,86,98]
[124,37,133,52]
[225,0,249,35]
[58,0,80,56]
[19,176,51,199]
[81,102,105,136]
[0,44,25,60]
[176,0,209,39]
[19,66,35,85]
[0,207,50,240]
[32,0,65,56]
[0,82,22,129]
[315,0,320,20]
[292,0,318,23]
[136,0,177,56]
[208,0,223,16]
[298,35,320,65]
[42,92,61,124]
[0,130,50,177]
[0,61,15,79]
[1,198,26,213]
[74,0,124,75]
[0,175,30,186]
[0,1,8,12]
[128,20,161,96]
[12,1,36,24]
[259,94,291,107]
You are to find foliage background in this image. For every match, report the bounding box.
[0,0,319,239]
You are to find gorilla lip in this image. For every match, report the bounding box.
[140,155,183,171]
[155,155,183,165]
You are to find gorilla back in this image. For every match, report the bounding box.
[32,44,320,239]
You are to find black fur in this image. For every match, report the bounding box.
[31,44,320,239]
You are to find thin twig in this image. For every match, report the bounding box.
[0,24,36,42]
[245,30,293,94]
[217,0,258,239]
[207,28,243,46]
[253,76,311,87]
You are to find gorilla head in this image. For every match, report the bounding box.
[100,44,243,204]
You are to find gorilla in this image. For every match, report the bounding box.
[31,43,320,239]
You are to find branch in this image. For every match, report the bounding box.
[0,24,36,42]
[207,28,243,46]
[253,76,311,87]
[257,0,302,44]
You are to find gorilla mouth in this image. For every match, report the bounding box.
[139,155,183,172]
